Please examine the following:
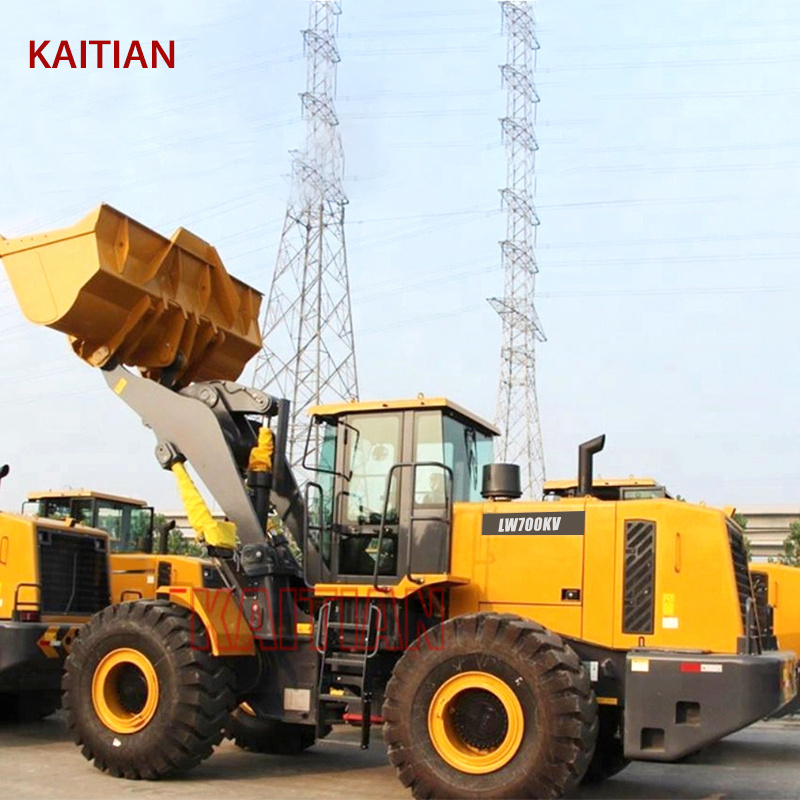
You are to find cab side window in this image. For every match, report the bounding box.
[345,413,402,526]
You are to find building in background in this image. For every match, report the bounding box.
[737,505,800,562]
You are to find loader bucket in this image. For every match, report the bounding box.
[0,205,262,388]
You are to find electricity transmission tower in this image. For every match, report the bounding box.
[253,0,358,470]
[490,0,546,498]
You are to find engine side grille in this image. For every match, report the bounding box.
[726,520,753,631]
[202,565,226,588]
[623,520,656,635]
[750,569,775,644]
[157,560,172,587]
[38,528,111,615]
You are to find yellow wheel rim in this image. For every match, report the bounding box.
[91,648,159,734]
[427,671,525,775]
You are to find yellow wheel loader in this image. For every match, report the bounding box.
[0,481,225,725]
[749,562,800,716]
[0,465,112,722]
[26,488,271,751]
[1,206,796,798]
[751,564,800,658]
[25,489,225,602]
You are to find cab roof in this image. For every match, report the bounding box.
[543,477,658,490]
[308,397,500,437]
[27,489,148,507]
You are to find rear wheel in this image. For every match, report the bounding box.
[0,690,61,723]
[63,600,236,779]
[383,613,597,799]
[226,703,324,754]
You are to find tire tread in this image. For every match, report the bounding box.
[382,612,597,799]
[62,600,236,780]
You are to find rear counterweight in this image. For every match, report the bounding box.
[623,650,797,761]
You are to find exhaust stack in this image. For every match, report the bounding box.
[577,435,605,497]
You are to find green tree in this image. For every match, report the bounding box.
[778,520,800,567]
[731,513,753,561]
[152,514,206,557]
[166,528,206,558]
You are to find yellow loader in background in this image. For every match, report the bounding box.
[752,564,800,658]
[0,465,111,722]
[750,563,800,715]
[25,489,225,601]
[0,481,226,724]
[26,487,276,751]
[0,206,796,799]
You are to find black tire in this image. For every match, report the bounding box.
[582,706,629,784]
[62,600,236,779]
[0,690,61,723]
[226,705,325,754]
[383,613,597,799]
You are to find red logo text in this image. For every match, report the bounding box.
[184,586,447,654]
[30,40,174,69]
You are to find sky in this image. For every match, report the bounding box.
[0,0,799,513]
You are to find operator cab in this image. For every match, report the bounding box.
[24,490,154,552]
[303,397,497,585]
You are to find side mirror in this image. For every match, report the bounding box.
[0,464,9,484]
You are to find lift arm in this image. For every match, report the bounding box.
[102,362,305,550]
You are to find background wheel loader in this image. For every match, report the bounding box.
[0,479,231,725]
[0,205,796,799]
[26,488,226,602]
[0,465,111,722]
[751,564,800,659]
[26,487,286,752]
[750,563,800,716]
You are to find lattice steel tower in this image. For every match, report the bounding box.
[490,0,546,498]
[253,0,358,470]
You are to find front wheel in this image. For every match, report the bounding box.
[63,600,236,779]
[383,613,597,799]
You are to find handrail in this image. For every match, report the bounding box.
[314,600,332,655]
[304,480,325,584]
[366,602,383,658]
